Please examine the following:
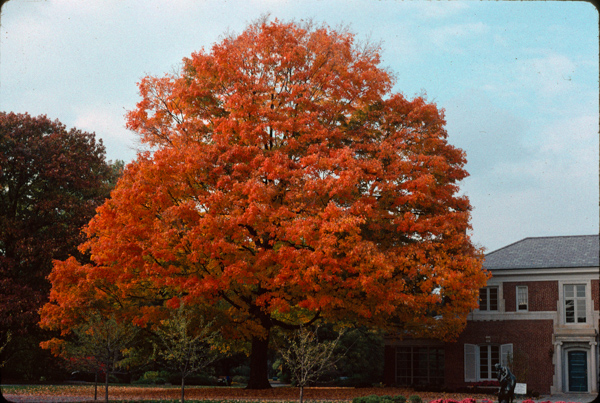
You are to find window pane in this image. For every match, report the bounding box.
[577,299,586,323]
[517,287,528,310]
[396,348,411,385]
[576,285,585,298]
[399,347,446,386]
[566,299,575,323]
[413,348,428,385]
[565,285,574,298]
[429,349,444,384]
[489,288,498,311]
[479,288,488,310]
[480,346,489,379]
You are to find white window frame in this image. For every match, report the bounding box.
[464,343,513,382]
[479,287,499,311]
[478,344,499,380]
[564,284,586,324]
[516,286,528,311]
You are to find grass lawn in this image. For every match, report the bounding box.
[1,384,497,402]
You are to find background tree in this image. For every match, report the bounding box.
[275,325,383,388]
[40,19,488,389]
[280,326,345,403]
[153,303,221,403]
[335,327,383,387]
[0,112,119,381]
[41,314,137,403]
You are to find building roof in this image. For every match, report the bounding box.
[483,235,599,270]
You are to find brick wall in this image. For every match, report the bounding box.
[444,320,555,394]
[592,279,599,311]
[503,281,558,312]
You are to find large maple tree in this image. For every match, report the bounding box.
[40,19,488,389]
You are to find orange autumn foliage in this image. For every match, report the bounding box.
[40,18,488,387]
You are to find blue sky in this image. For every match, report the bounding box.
[1,0,598,252]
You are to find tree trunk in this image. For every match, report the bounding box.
[104,371,109,403]
[181,376,185,403]
[246,333,272,389]
[300,385,304,403]
[94,371,98,400]
[0,367,5,402]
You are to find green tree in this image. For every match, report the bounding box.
[153,303,221,403]
[280,326,345,403]
[336,327,383,387]
[41,314,137,403]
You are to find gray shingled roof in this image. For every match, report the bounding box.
[483,235,599,270]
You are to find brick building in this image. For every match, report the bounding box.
[384,235,600,395]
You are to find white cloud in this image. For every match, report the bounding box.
[537,114,597,156]
[445,89,531,173]
[516,53,577,98]
[73,107,138,163]
[428,22,489,53]
[399,1,470,20]
[469,178,598,253]
[447,87,598,252]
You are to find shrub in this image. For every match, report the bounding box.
[409,395,422,403]
[366,395,387,403]
[133,370,171,385]
[182,373,219,386]
[231,375,249,385]
[352,395,409,403]
[231,365,250,377]
[352,395,393,403]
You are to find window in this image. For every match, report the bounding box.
[479,345,499,380]
[516,286,528,311]
[564,284,586,323]
[396,346,445,386]
[479,287,498,311]
[464,344,512,382]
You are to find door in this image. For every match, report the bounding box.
[568,351,588,392]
